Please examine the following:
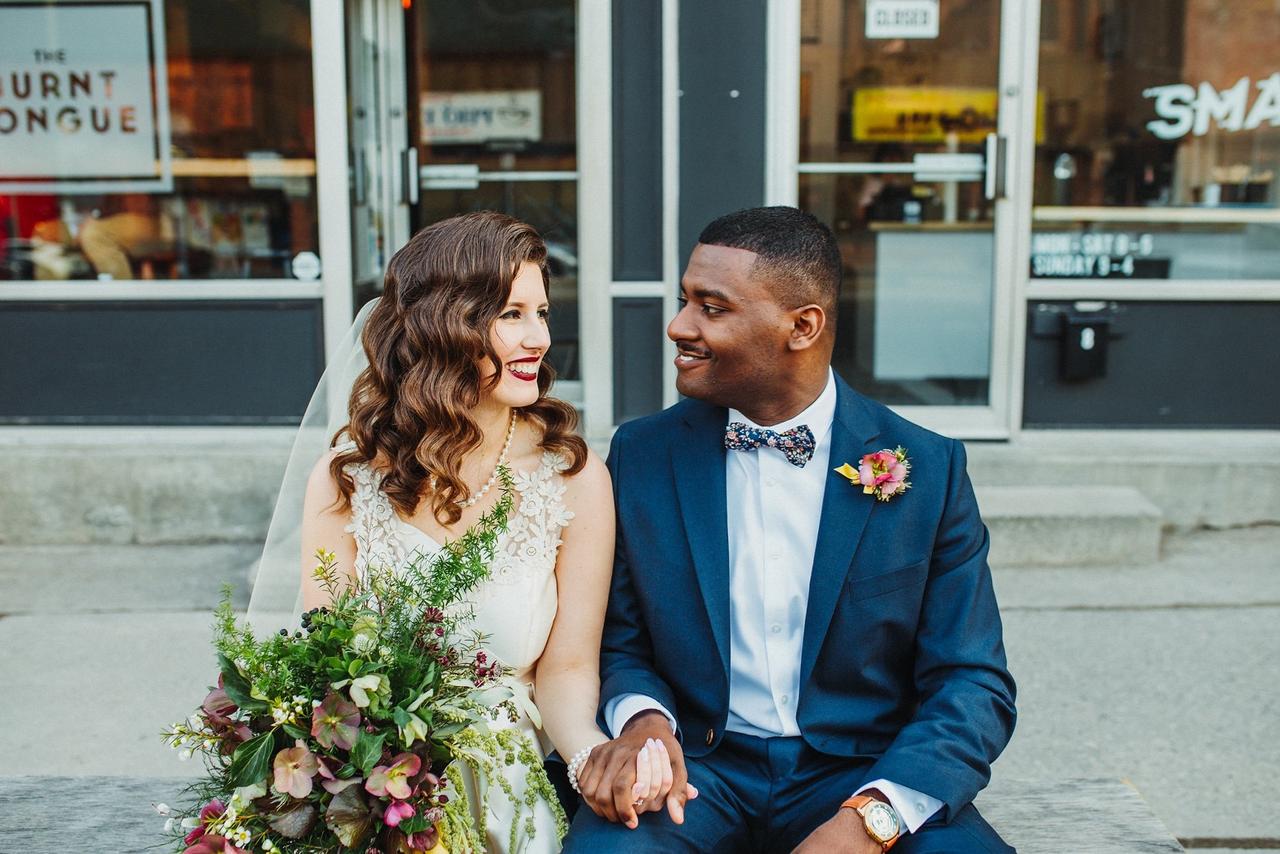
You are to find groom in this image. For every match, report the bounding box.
[564,206,1016,853]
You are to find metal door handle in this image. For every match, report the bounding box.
[352,148,367,206]
[984,133,1008,200]
[401,147,419,205]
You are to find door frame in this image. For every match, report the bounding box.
[321,0,613,439]
[765,0,1041,440]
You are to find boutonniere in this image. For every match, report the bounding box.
[834,447,911,502]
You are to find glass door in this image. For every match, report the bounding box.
[347,0,581,401]
[789,0,1031,436]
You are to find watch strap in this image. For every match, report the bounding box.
[840,795,900,851]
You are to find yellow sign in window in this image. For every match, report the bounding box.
[853,87,1044,143]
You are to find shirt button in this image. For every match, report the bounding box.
[769,552,781,561]
[916,802,926,812]
[780,695,790,705]
[705,728,715,745]
[765,477,777,487]
[770,624,782,634]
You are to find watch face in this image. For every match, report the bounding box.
[865,803,900,842]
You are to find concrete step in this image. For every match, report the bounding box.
[978,485,1164,567]
[965,430,1280,530]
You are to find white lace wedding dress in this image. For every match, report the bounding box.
[340,445,573,853]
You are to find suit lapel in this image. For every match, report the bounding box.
[671,401,733,679]
[800,378,882,689]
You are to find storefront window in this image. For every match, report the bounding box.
[798,0,1002,407]
[0,0,317,282]
[1033,0,1280,281]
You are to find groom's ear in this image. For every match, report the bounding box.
[786,304,827,351]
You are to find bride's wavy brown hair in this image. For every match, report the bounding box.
[329,211,587,525]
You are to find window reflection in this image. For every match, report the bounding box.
[0,0,317,282]
[1033,0,1280,280]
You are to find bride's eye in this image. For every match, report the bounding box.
[501,309,521,320]
[538,308,550,320]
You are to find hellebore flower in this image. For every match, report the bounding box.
[365,753,422,800]
[348,674,390,710]
[382,799,415,828]
[397,711,430,747]
[318,754,363,794]
[312,691,361,750]
[183,799,225,845]
[273,739,319,799]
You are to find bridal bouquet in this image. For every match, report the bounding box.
[162,478,566,853]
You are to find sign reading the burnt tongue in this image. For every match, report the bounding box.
[0,0,171,193]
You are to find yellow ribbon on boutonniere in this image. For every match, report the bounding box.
[834,447,912,502]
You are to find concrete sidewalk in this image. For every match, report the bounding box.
[2,528,1277,849]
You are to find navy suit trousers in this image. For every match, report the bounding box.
[561,732,1013,853]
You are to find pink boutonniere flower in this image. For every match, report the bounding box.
[834,447,911,501]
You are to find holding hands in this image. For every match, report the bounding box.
[573,711,699,829]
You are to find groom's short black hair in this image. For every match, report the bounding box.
[697,206,841,315]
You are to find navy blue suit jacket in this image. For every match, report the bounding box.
[601,374,1016,818]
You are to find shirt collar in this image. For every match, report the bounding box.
[728,368,837,444]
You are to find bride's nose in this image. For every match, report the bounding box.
[522,316,551,352]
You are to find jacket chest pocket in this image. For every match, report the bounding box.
[845,558,928,601]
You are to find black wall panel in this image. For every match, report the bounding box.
[1024,301,1280,428]
[612,297,666,424]
[612,0,664,281]
[0,300,324,424]
[678,0,768,266]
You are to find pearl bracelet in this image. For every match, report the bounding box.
[566,746,595,794]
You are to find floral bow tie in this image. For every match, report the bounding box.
[724,422,816,468]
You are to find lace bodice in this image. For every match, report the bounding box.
[337,444,574,679]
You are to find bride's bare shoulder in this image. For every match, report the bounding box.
[304,447,355,515]
[559,447,611,504]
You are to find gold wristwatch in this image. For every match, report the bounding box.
[841,795,901,851]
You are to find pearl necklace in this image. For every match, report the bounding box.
[458,410,517,509]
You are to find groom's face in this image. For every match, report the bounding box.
[668,243,790,409]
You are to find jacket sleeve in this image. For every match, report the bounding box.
[597,426,681,733]
[862,438,1017,818]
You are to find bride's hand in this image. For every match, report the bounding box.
[632,738,698,820]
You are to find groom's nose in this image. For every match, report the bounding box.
[667,302,696,343]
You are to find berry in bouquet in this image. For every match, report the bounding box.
[162,477,566,853]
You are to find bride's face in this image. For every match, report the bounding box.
[483,260,551,409]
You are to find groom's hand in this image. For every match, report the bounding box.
[791,807,879,854]
[578,710,692,828]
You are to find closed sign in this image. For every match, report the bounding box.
[866,0,940,40]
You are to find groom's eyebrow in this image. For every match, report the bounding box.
[691,286,734,304]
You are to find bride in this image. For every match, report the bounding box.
[283,212,673,852]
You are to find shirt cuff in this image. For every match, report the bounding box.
[604,693,678,739]
[854,779,943,834]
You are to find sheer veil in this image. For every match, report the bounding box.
[245,297,379,631]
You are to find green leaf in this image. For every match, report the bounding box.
[431,721,468,739]
[267,802,318,839]
[282,723,309,741]
[392,707,411,727]
[349,730,386,776]
[398,815,429,835]
[347,658,362,678]
[227,730,277,789]
[217,653,268,713]
[324,785,373,849]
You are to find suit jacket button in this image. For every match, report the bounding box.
[705,728,715,745]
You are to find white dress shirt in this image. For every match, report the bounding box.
[606,370,942,833]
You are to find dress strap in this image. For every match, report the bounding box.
[343,461,406,578]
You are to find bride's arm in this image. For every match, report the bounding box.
[299,452,359,610]
[533,449,615,762]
